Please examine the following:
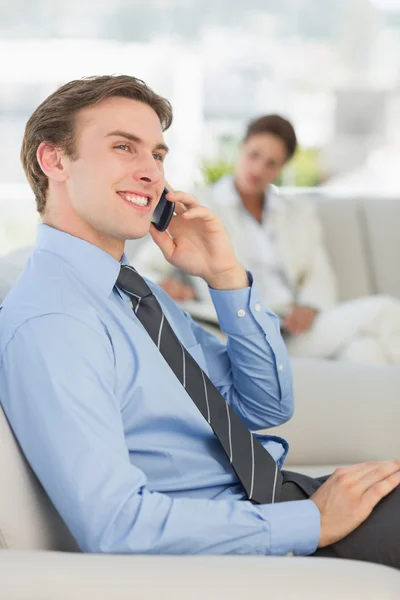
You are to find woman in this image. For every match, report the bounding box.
[134,115,400,365]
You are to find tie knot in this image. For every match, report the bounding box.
[116,266,153,300]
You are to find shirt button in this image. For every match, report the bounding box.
[237,309,246,318]
[254,303,261,312]
[278,364,284,372]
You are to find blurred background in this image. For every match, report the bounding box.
[1,0,400,254]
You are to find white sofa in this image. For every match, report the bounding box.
[1,193,400,597]
[310,193,400,301]
[268,194,400,473]
[1,402,400,599]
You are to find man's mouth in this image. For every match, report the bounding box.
[117,191,151,207]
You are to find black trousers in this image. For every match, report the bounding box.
[279,470,400,569]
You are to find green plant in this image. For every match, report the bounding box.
[293,147,322,187]
[277,148,322,187]
[201,133,239,185]
[201,159,234,185]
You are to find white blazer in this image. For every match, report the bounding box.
[132,176,338,316]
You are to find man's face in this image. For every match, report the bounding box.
[62,96,167,249]
[234,133,288,196]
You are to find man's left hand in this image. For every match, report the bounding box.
[150,190,248,290]
[283,305,318,335]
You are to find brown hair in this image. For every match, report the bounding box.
[244,114,297,161]
[21,75,173,215]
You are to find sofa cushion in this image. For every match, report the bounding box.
[0,551,399,600]
[0,404,77,551]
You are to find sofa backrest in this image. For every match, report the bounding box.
[360,197,400,299]
[313,195,374,302]
[287,192,400,302]
[0,403,78,551]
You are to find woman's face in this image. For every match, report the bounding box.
[234,133,289,196]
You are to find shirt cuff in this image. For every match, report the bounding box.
[261,499,320,556]
[209,274,281,337]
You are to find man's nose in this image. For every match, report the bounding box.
[132,156,162,185]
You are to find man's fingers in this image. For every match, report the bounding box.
[181,206,214,221]
[167,191,200,210]
[149,226,175,261]
[172,201,189,216]
[362,470,400,508]
[331,461,400,493]
[333,462,392,481]
[358,461,400,492]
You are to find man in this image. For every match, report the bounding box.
[0,76,399,566]
[134,115,400,365]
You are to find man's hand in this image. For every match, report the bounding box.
[159,277,196,302]
[283,305,317,335]
[312,461,400,548]
[150,190,248,290]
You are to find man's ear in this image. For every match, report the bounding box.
[36,142,69,183]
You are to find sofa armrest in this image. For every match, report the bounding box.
[1,550,399,599]
[265,359,400,466]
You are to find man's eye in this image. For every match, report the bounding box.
[153,153,164,162]
[116,144,130,152]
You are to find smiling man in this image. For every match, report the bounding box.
[0,75,399,567]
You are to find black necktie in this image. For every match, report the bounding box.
[116,265,282,504]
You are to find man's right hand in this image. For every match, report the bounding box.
[312,461,400,548]
[159,276,196,302]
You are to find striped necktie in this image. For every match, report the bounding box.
[116,265,282,504]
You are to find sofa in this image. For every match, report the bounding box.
[1,193,400,597]
[1,401,400,599]
[267,193,400,474]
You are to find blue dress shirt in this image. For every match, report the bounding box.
[0,224,320,556]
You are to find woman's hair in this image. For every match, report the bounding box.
[244,114,297,160]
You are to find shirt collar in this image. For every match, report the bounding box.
[35,224,127,297]
[266,184,286,214]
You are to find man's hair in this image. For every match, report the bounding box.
[21,75,173,215]
[244,114,297,161]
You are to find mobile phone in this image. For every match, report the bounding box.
[151,187,175,232]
